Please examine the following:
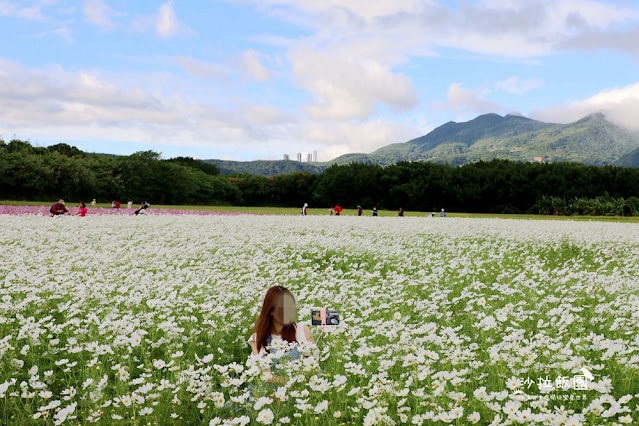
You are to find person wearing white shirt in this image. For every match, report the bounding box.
[247,286,315,384]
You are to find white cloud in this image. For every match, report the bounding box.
[32,24,75,43]
[557,25,639,56]
[239,49,271,82]
[51,25,74,42]
[83,0,117,30]
[289,43,417,120]
[156,1,178,37]
[176,53,274,84]
[495,76,545,95]
[434,83,500,114]
[248,0,639,57]
[300,119,421,158]
[252,0,430,29]
[532,82,639,131]
[0,1,45,20]
[0,58,423,160]
[176,56,228,80]
[0,59,245,135]
[134,1,193,38]
[243,0,639,131]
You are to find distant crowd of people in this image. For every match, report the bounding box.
[50,198,151,217]
[49,198,446,218]
[302,203,448,217]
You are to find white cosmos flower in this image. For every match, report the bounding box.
[314,400,328,413]
[2,212,639,423]
[116,368,129,381]
[53,402,76,426]
[211,392,225,408]
[274,387,287,401]
[153,359,166,369]
[129,333,142,347]
[120,395,132,407]
[467,411,480,423]
[505,376,522,390]
[256,408,274,425]
[254,396,272,411]
[138,407,153,415]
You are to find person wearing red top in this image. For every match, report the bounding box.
[115,201,121,209]
[50,199,69,216]
[74,201,88,217]
[333,204,343,216]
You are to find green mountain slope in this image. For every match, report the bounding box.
[366,112,639,165]
[615,131,639,167]
[203,113,639,175]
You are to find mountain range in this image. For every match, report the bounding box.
[204,113,639,176]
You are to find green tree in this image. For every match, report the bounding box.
[47,143,85,157]
[166,157,220,175]
[6,139,35,154]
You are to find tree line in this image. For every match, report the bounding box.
[2,139,639,215]
[0,140,240,205]
[233,160,639,215]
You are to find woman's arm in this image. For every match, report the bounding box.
[303,325,315,343]
[249,341,259,356]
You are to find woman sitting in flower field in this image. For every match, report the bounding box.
[248,286,315,384]
[73,201,88,217]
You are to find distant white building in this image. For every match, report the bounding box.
[283,154,289,161]
[296,152,302,162]
[313,150,317,162]
[307,153,313,162]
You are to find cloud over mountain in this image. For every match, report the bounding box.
[532,82,639,131]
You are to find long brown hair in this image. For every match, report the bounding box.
[254,286,297,353]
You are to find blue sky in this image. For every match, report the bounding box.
[1,0,638,161]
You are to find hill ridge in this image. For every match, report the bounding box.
[204,113,639,175]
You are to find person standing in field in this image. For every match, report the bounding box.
[50,198,69,216]
[398,207,404,217]
[90,199,97,207]
[357,205,363,216]
[334,204,343,216]
[372,207,378,217]
[302,203,308,216]
[127,200,133,209]
[440,208,447,217]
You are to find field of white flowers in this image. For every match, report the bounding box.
[1,214,638,425]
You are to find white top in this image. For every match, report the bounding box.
[248,323,309,357]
